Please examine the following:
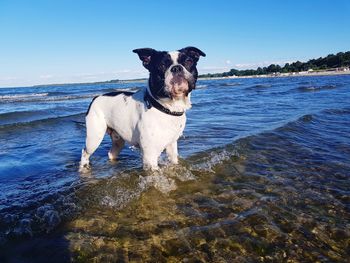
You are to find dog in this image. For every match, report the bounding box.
[80,47,205,170]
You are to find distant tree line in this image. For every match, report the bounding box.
[200,51,350,78]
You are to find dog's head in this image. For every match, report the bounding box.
[133,47,206,100]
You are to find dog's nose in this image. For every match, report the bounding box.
[171,65,183,73]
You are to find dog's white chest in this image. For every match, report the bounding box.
[137,108,186,148]
[99,90,186,148]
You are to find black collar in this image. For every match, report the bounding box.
[144,90,184,116]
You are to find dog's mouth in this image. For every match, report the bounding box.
[169,75,189,99]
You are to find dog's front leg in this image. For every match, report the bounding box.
[166,141,178,165]
[141,148,161,170]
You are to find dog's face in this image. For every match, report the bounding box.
[133,47,206,100]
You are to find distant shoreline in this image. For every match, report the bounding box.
[199,68,350,81]
[2,69,350,89]
[33,69,350,86]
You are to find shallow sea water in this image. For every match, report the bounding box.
[0,76,349,262]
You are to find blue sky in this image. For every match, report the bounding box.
[0,0,349,87]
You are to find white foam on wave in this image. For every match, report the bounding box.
[139,173,177,194]
[0,93,49,101]
[97,149,241,210]
[98,173,173,209]
[99,165,197,209]
[100,187,144,209]
[191,149,240,172]
[137,164,197,194]
[0,93,101,103]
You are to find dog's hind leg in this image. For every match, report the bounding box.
[80,109,107,168]
[107,129,125,160]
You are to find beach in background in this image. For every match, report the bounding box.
[201,67,350,80]
[0,75,349,261]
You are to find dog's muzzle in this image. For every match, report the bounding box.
[169,66,191,98]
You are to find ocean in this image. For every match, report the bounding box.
[0,76,349,262]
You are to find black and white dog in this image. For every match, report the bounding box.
[80,47,205,170]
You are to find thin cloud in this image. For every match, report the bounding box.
[39,74,54,79]
[200,66,230,70]
[0,76,19,81]
[234,60,293,69]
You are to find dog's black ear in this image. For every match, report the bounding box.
[133,48,157,69]
[179,46,206,62]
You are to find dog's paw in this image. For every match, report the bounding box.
[108,151,117,161]
[143,163,159,171]
[79,162,91,171]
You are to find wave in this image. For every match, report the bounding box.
[295,85,337,92]
[0,87,141,128]
[0,93,99,103]
[0,112,85,132]
[0,109,42,119]
[0,87,139,103]
[196,84,208,89]
[0,92,49,102]
[221,82,242,87]
[244,84,272,90]
[47,91,72,96]
[206,81,243,88]
[0,110,50,126]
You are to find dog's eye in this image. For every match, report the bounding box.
[159,62,167,71]
[184,58,193,68]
